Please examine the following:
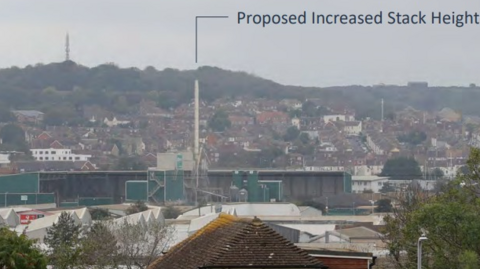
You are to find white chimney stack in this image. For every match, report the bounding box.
[381,98,384,122]
[194,80,199,160]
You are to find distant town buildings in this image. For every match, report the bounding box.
[30,148,91,161]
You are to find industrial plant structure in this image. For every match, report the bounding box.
[0,80,352,208]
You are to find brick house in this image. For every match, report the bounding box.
[228,115,254,126]
[256,111,289,125]
[303,248,377,269]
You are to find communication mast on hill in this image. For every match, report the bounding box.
[65,33,70,61]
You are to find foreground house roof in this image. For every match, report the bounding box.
[149,213,326,269]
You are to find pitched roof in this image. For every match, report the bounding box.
[149,213,326,269]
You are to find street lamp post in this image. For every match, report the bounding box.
[418,234,428,269]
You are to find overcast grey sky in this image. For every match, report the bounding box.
[1,0,480,87]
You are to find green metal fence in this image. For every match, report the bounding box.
[78,197,113,206]
[0,193,55,207]
[59,202,79,208]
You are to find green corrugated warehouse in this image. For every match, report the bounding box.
[125,180,148,202]
[0,173,39,193]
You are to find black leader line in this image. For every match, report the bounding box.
[195,16,229,63]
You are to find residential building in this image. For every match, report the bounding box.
[256,111,289,125]
[292,117,301,129]
[30,148,91,161]
[352,176,389,193]
[103,117,130,127]
[0,154,10,167]
[344,121,362,136]
[228,115,254,126]
[323,114,355,123]
[12,110,44,124]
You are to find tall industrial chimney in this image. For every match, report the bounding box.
[194,80,199,160]
[381,98,384,122]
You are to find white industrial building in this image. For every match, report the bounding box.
[30,148,91,161]
[352,176,389,193]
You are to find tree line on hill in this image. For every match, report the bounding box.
[1,62,480,125]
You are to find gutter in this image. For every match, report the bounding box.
[369,256,377,269]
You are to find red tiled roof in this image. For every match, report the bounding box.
[149,213,326,269]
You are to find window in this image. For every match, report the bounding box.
[69,157,72,160]
[39,157,43,160]
[39,151,43,154]
[45,157,49,160]
[75,157,80,160]
[63,157,66,160]
[51,151,56,154]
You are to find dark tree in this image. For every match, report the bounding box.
[0,124,28,152]
[283,126,300,141]
[397,130,427,146]
[302,101,317,117]
[89,208,110,220]
[114,156,147,171]
[376,199,393,212]
[163,205,182,219]
[299,133,310,145]
[379,157,423,180]
[0,108,16,123]
[81,222,118,268]
[288,109,302,118]
[427,168,445,180]
[380,182,396,193]
[44,212,83,269]
[208,110,231,132]
[0,124,24,145]
[126,200,149,215]
[459,165,470,175]
[316,106,330,116]
[0,227,47,269]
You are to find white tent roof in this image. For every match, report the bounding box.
[0,208,20,227]
[25,211,82,232]
[112,212,146,227]
[142,210,156,223]
[188,213,220,233]
[149,207,165,225]
[181,203,301,217]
